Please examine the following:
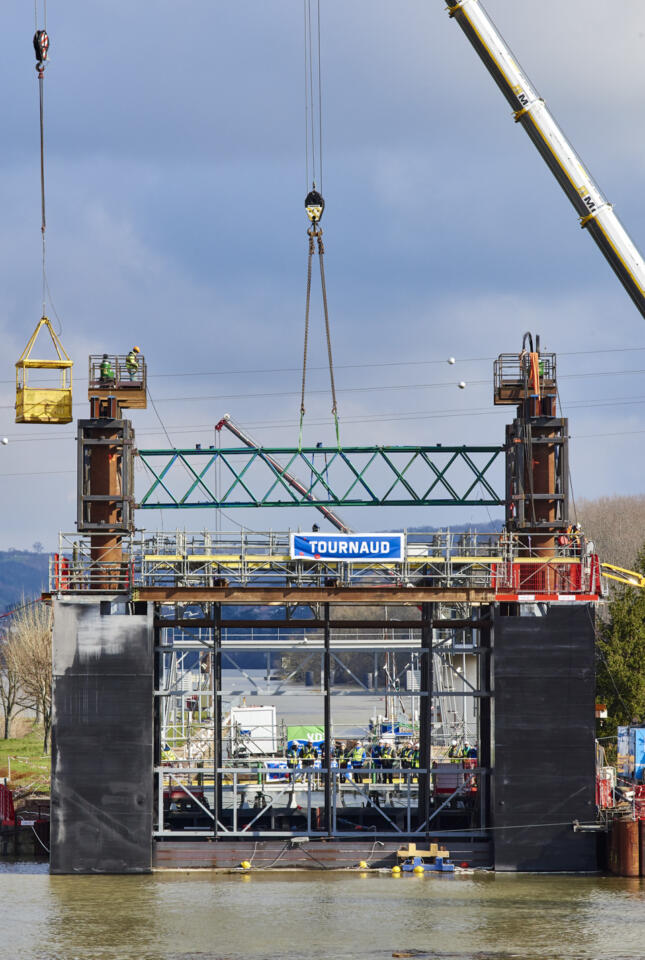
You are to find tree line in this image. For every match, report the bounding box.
[0,601,52,751]
[1,493,644,755]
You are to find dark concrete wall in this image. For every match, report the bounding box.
[492,605,598,872]
[50,600,153,874]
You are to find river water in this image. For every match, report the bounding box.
[1,863,644,960]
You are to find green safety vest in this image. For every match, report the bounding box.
[126,351,139,368]
[352,747,365,762]
[100,360,113,377]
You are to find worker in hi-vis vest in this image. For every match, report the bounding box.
[100,354,115,383]
[126,345,140,380]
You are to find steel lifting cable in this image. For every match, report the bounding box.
[299,0,340,450]
[299,216,340,450]
[299,231,315,448]
[33,5,50,320]
[316,227,339,441]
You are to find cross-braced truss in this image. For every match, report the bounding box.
[136,444,504,510]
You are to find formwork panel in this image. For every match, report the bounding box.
[492,605,598,872]
[50,600,153,874]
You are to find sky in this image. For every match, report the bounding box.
[2,0,645,550]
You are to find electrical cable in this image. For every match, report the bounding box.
[9,366,645,412]
[143,393,259,533]
[586,606,631,718]
[3,346,645,388]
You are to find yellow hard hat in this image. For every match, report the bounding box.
[133,346,140,353]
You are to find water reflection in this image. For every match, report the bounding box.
[0,867,643,960]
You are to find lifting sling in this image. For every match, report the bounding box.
[299,189,340,450]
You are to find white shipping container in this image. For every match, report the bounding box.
[230,705,278,755]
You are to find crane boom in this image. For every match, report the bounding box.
[445,0,645,319]
[215,414,351,533]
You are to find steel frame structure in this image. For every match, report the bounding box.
[153,600,492,841]
[50,530,602,601]
[137,444,504,510]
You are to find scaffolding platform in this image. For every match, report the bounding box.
[88,353,147,409]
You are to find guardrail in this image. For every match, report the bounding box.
[49,530,602,597]
[154,763,483,838]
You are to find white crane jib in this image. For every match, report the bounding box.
[445,0,645,320]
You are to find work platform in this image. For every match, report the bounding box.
[49,529,603,604]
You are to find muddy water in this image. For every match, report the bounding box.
[1,864,644,960]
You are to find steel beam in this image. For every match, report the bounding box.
[137,444,503,510]
[323,602,332,836]
[418,602,433,836]
[155,617,492,629]
[136,587,496,604]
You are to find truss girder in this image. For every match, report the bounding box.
[137,445,504,510]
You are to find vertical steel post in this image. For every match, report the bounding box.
[323,602,332,835]
[153,621,161,837]
[212,603,222,839]
[479,614,493,839]
[417,602,433,836]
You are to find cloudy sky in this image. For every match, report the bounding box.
[1,0,645,550]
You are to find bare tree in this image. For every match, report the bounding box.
[0,636,25,739]
[6,602,53,753]
[577,494,645,571]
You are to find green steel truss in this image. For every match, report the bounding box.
[137,445,504,510]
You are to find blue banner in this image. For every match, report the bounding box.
[290,532,404,562]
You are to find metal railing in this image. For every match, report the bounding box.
[155,763,484,839]
[88,353,146,392]
[49,529,602,596]
[50,534,136,593]
[493,351,556,403]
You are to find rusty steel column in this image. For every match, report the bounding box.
[89,423,124,588]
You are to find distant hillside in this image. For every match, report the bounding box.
[405,519,504,534]
[0,550,50,613]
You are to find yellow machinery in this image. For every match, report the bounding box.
[601,563,645,590]
[15,315,73,424]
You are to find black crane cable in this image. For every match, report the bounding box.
[299,2,340,451]
[33,4,49,321]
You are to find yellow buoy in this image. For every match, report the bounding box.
[413,865,425,874]
[15,316,73,424]
[391,865,401,875]
[240,860,251,870]
[358,860,368,869]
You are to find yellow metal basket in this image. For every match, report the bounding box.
[15,316,73,424]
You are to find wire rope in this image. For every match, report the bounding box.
[316,0,322,192]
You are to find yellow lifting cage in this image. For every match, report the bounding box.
[15,316,73,424]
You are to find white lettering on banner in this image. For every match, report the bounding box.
[290,533,404,562]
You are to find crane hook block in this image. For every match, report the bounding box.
[305,189,324,223]
[33,30,50,64]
